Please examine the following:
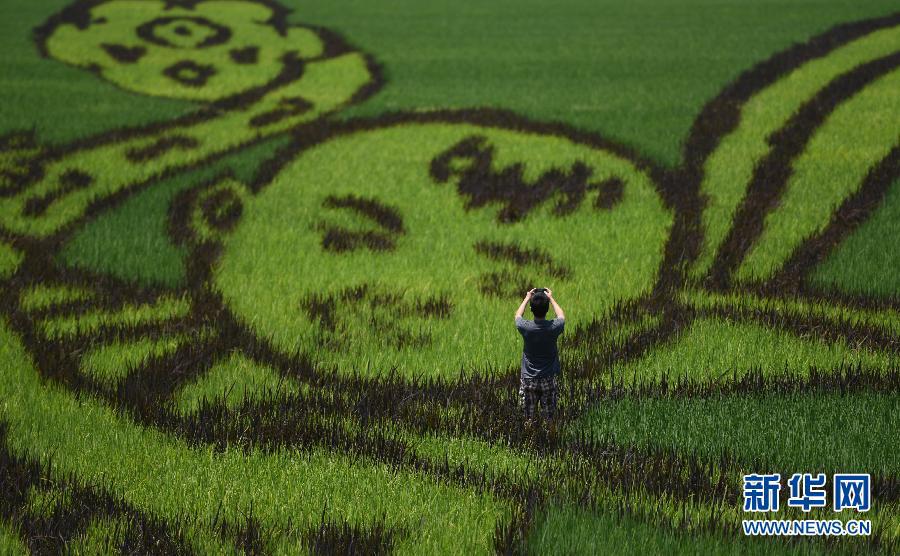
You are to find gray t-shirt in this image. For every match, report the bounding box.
[515,316,565,380]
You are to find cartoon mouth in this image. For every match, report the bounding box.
[299,283,453,352]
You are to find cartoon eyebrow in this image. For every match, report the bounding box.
[430,135,624,223]
[316,194,405,252]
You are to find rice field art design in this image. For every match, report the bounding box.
[0,1,899,553]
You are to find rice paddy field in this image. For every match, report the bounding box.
[1,0,899,553]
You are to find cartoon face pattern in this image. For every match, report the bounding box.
[200,122,672,377]
[39,0,328,100]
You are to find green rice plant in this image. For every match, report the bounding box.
[66,515,129,555]
[0,422,217,553]
[693,23,900,279]
[352,414,541,486]
[82,334,195,390]
[24,484,72,519]
[293,383,893,550]
[541,444,899,552]
[575,391,900,478]
[0,130,44,194]
[38,294,190,340]
[58,135,288,287]
[0,241,21,280]
[0,519,25,554]
[601,316,897,386]
[736,67,900,282]
[0,50,372,239]
[679,288,900,337]
[409,433,536,480]
[561,302,662,369]
[527,504,828,556]
[300,512,404,555]
[5,1,898,162]
[45,2,900,293]
[300,0,900,166]
[810,177,900,297]
[495,436,898,553]
[174,351,302,414]
[18,284,95,311]
[0,318,510,554]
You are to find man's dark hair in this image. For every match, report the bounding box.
[530,292,550,318]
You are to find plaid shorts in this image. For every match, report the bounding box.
[518,375,559,420]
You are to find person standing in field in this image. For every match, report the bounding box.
[514,288,565,428]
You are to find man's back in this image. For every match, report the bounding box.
[515,316,565,380]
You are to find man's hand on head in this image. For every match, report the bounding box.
[516,290,535,320]
[545,288,553,299]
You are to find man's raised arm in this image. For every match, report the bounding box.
[546,289,565,320]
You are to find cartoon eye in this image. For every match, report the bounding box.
[313,194,405,253]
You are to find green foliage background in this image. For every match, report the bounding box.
[1,0,896,294]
